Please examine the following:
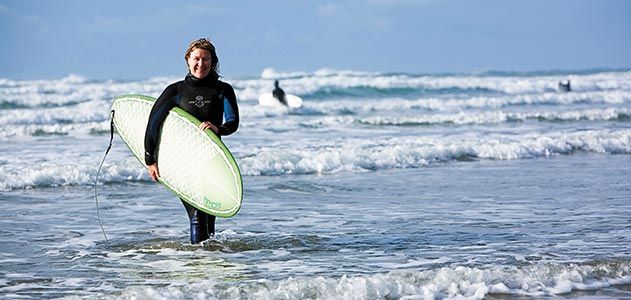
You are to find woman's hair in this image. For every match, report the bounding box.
[184,38,220,77]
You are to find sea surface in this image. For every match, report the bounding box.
[1,68,630,299]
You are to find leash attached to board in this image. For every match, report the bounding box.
[94,110,115,242]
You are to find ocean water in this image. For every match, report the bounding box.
[1,68,630,299]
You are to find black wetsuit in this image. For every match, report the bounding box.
[558,80,571,92]
[272,81,287,106]
[144,72,239,244]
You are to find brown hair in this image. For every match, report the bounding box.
[184,38,220,77]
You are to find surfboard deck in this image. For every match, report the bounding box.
[111,94,242,218]
[258,92,303,108]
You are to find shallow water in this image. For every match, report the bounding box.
[1,154,630,299]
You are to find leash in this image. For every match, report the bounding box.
[94,110,115,241]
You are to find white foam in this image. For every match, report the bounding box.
[2,70,631,109]
[1,128,629,190]
[7,97,625,138]
[0,121,110,138]
[359,107,631,126]
[0,100,110,126]
[112,261,631,299]
[0,155,147,191]
[1,71,630,139]
[0,76,170,108]
[238,128,631,176]
[242,90,631,118]
[233,69,631,101]
[1,70,630,190]
[260,67,310,79]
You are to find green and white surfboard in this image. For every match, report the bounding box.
[112,94,242,218]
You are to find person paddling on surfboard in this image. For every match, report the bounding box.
[272,80,288,106]
[144,38,240,244]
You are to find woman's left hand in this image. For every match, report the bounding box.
[199,121,218,134]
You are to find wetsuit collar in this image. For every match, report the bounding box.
[185,71,218,87]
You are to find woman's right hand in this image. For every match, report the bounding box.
[148,163,160,181]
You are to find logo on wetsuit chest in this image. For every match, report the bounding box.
[189,95,211,108]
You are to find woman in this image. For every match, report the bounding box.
[144,38,239,244]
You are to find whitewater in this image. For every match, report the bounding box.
[0,68,630,299]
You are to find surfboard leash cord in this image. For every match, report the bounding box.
[94,109,115,242]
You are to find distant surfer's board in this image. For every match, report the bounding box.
[258,93,303,108]
[111,94,242,218]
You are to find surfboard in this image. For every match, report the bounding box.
[111,94,242,218]
[258,93,303,108]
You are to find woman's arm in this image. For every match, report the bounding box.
[144,84,178,167]
[217,83,239,136]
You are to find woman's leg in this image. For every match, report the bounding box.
[181,199,209,244]
[207,214,216,237]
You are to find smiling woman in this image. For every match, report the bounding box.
[184,38,219,79]
[142,37,241,244]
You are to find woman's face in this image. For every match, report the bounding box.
[187,48,212,79]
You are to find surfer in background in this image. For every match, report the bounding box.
[558,80,571,92]
[272,80,288,106]
[144,38,239,244]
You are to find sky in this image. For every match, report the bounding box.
[1,0,630,80]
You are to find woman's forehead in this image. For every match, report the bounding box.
[190,48,211,57]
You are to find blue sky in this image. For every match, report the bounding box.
[1,0,629,80]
